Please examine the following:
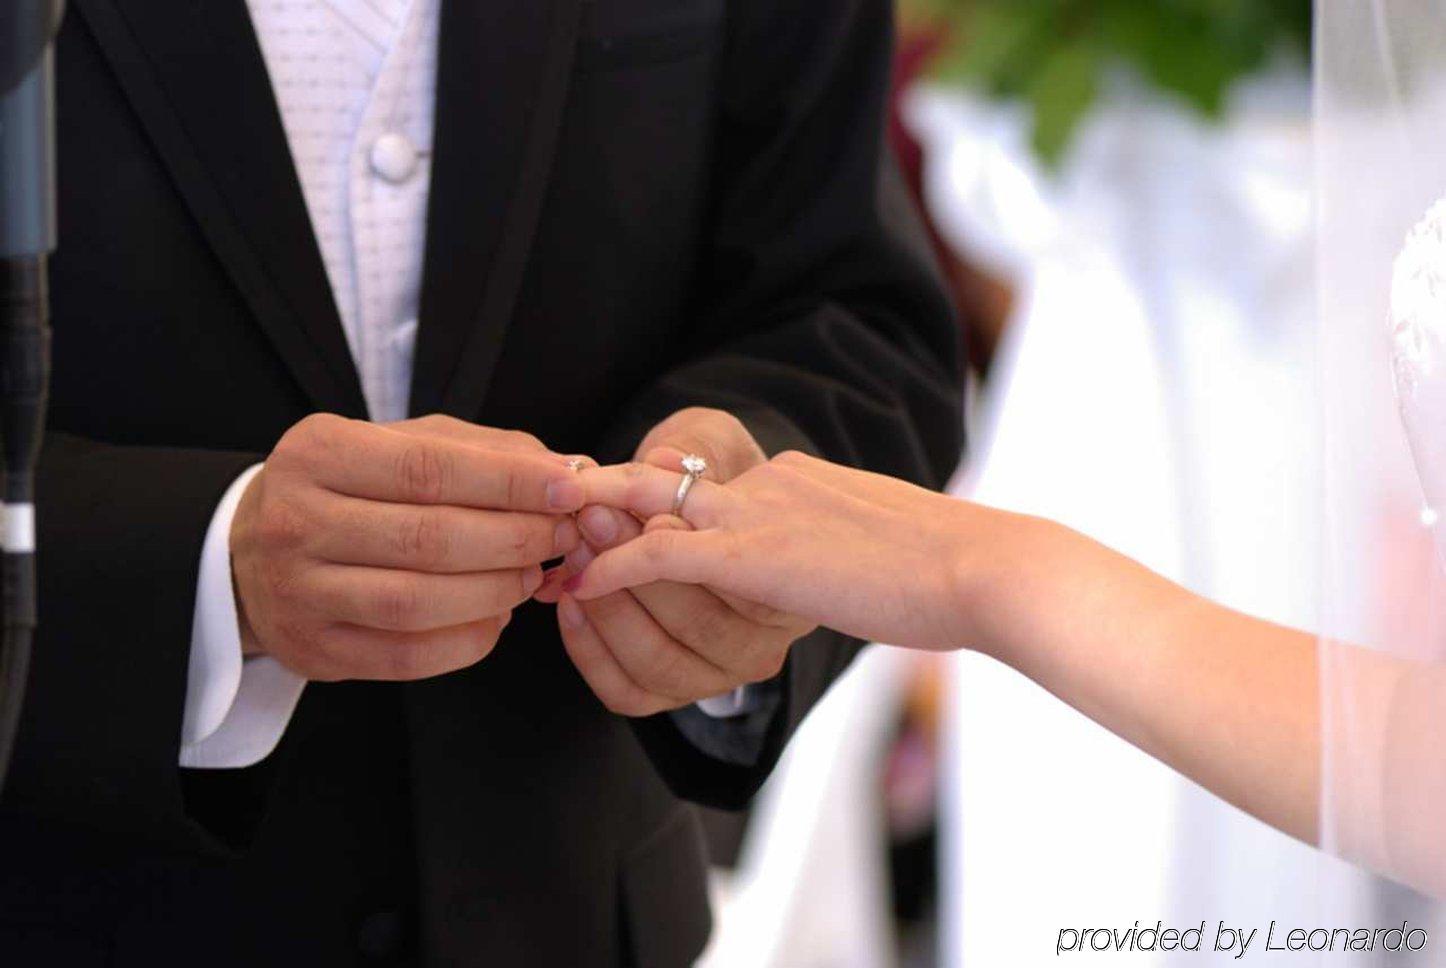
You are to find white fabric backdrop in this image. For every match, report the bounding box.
[915,74,1384,966]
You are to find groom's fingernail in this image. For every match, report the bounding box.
[533,567,564,603]
[554,518,580,555]
[565,543,595,574]
[522,565,545,595]
[578,506,618,546]
[547,477,584,511]
[558,594,587,629]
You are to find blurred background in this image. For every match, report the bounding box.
[685,2,1442,964]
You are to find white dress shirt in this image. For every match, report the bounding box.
[180,0,748,769]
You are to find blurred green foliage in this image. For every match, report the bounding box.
[905,0,1310,164]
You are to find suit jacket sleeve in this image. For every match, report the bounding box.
[598,0,965,810]
[1,430,265,851]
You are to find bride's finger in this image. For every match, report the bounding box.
[536,505,658,604]
[635,515,796,627]
[575,463,728,527]
[563,528,725,601]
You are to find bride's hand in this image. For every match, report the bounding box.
[567,451,1028,652]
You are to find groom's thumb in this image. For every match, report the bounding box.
[643,514,693,535]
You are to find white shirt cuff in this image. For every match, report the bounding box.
[179,463,307,769]
[696,686,758,718]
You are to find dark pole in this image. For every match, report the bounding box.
[0,0,63,795]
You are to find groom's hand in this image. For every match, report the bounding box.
[231,414,586,681]
[541,408,817,716]
[631,407,769,485]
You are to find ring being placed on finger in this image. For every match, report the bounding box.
[671,454,708,517]
[564,458,591,521]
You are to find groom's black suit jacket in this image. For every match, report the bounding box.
[0,0,963,964]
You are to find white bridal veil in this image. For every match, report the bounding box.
[1315,0,1446,900]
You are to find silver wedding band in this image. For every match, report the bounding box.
[671,454,708,517]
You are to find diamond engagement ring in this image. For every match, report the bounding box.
[671,454,708,517]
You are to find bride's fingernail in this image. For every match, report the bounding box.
[562,573,584,595]
[558,594,587,629]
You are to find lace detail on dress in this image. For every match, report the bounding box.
[1391,197,1446,551]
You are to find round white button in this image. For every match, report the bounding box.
[370,132,419,184]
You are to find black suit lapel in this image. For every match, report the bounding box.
[408,0,584,418]
[73,0,367,418]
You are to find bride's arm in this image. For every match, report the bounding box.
[566,453,1446,888]
[977,528,1446,897]
[963,517,1320,846]
[995,537,1446,897]
[568,453,1322,840]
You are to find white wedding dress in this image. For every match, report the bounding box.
[1391,199,1446,562]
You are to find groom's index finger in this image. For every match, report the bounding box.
[308,422,585,511]
[575,462,725,526]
